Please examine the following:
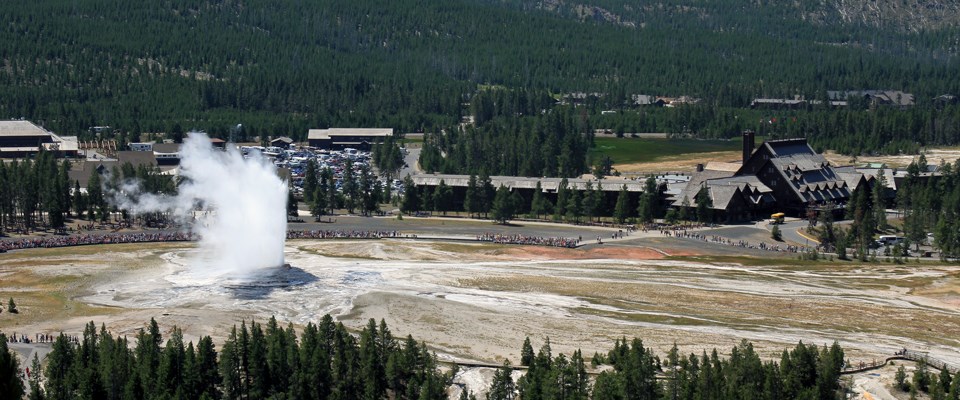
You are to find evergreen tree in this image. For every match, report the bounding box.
[565,188,582,223]
[0,334,24,400]
[678,196,690,222]
[464,174,478,217]
[479,173,495,217]
[695,187,713,223]
[487,361,516,400]
[433,180,453,216]
[491,185,515,224]
[613,185,631,224]
[873,168,889,230]
[592,371,624,400]
[400,175,419,214]
[637,176,660,223]
[341,159,358,213]
[554,178,569,221]
[87,169,107,222]
[7,298,17,314]
[45,334,75,400]
[311,185,329,219]
[28,353,43,400]
[520,338,534,367]
[287,189,299,217]
[359,165,379,216]
[529,181,551,219]
[303,160,318,204]
[896,365,910,391]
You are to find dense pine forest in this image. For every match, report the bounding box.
[2,1,959,153]
[13,317,957,400]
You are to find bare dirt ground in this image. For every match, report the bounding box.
[615,151,741,174]
[614,147,960,175]
[823,148,960,169]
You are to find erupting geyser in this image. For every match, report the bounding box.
[112,132,288,278]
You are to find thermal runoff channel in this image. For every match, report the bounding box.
[111,133,288,277]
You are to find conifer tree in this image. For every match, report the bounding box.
[464,174,478,216]
[487,361,516,400]
[613,185,631,223]
[695,187,713,223]
[400,175,419,214]
[303,159,318,204]
[0,334,23,399]
[491,185,515,224]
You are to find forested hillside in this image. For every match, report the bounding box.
[1,0,958,142]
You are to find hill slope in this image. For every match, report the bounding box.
[0,0,957,138]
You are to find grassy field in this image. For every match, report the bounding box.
[589,137,743,164]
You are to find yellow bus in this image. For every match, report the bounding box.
[770,212,785,224]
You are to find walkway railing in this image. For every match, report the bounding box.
[840,349,958,375]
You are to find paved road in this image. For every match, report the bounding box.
[398,147,421,178]
[7,341,53,389]
[776,220,816,246]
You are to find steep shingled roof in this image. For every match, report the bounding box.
[760,139,851,203]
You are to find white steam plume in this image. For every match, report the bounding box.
[111,132,288,277]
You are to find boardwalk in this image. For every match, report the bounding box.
[840,349,958,375]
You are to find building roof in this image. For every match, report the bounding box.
[672,174,773,210]
[116,151,158,168]
[152,143,180,154]
[270,136,294,144]
[0,120,52,138]
[751,98,806,106]
[753,139,851,203]
[827,90,915,107]
[308,128,393,140]
[631,94,656,105]
[68,161,118,188]
[410,174,647,192]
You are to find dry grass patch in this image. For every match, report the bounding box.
[458,272,960,347]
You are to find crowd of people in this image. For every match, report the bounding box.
[5,332,80,345]
[476,233,580,248]
[1,228,589,252]
[0,231,194,252]
[661,229,807,253]
[286,229,401,240]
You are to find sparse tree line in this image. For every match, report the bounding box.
[0,151,71,234]
[498,338,844,400]
[302,159,386,219]
[810,156,960,261]
[480,337,851,400]
[894,359,959,400]
[0,152,175,235]
[397,174,665,225]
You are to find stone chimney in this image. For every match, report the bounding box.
[742,130,755,165]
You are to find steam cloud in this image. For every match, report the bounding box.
[111,132,288,277]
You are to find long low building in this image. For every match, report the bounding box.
[307,128,393,150]
[411,174,647,193]
[0,120,79,158]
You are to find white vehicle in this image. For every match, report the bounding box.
[877,235,904,246]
